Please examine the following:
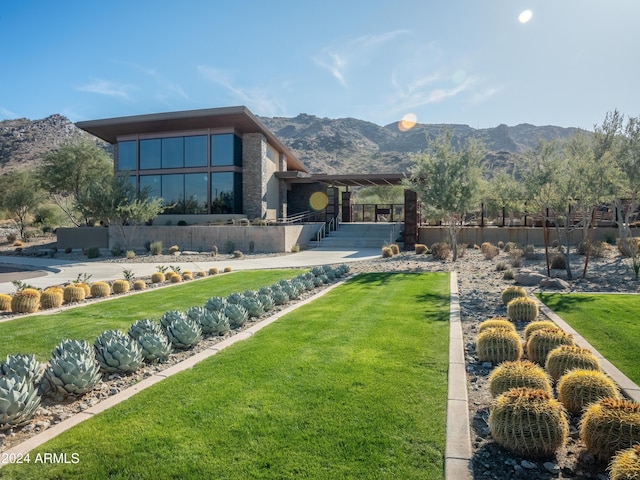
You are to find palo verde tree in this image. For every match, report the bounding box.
[38,139,113,226]
[482,170,526,226]
[405,130,485,261]
[76,174,164,248]
[593,110,640,257]
[0,170,45,240]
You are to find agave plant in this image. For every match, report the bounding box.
[41,340,102,400]
[281,281,300,300]
[258,287,273,297]
[160,310,187,329]
[0,375,41,430]
[310,266,324,277]
[226,292,244,305]
[128,319,171,363]
[224,303,249,328]
[186,306,207,323]
[271,288,289,305]
[312,276,324,287]
[1,353,43,385]
[258,293,275,312]
[164,316,202,350]
[242,289,258,298]
[241,296,265,318]
[94,330,144,374]
[201,310,230,336]
[205,296,227,312]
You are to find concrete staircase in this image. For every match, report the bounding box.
[312,223,401,249]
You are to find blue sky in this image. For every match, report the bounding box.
[1,0,638,129]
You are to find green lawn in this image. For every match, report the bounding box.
[0,270,299,361]
[0,272,450,480]
[537,292,640,385]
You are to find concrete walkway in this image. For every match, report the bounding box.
[0,248,381,294]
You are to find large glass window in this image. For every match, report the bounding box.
[161,137,184,168]
[117,141,136,171]
[211,172,241,214]
[140,139,161,169]
[162,174,185,214]
[184,135,207,167]
[211,133,242,167]
[139,175,162,200]
[184,173,208,214]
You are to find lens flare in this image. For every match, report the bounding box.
[518,9,533,23]
[398,113,417,132]
[309,191,329,211]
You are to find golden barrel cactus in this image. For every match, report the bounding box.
[526,327,575,365]
[489,387,568,458]
[557,369,619,416]
[11,289,40,314]
[489,360,552,398]
[506,296,539,322]
[476,327,523,364]
[40,290,63,309]
[151,272,165,284]
[112,280,130,294]
[63,285,86,303]
[501,285,527,306]
[580,398,640,462]
[90,281,111,298]
[524,320,558,342]
[478,317,515,334]
[0,294,12,311]
[608,444,640,480]
[133,280,147,291]
[545,345,601,382]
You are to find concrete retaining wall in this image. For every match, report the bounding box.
[418,226,624,247]
[105,223,323,253]
[56,227,109,250]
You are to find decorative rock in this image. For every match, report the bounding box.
[543,461,560,474]
[521,460,537,469]
[540,277,571,290]
[514,270,546,286]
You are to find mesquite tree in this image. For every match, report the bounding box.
[405,130,484,261]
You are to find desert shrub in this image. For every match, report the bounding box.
[495,261,508,271]
[502,270,514,280]
[482,243,500,260]
[550,254,566,270]
[291,243,300,253]
[497,241,505,249]
[168,245,180,254]
[457,244,467,258]
[110,244,123,257]
[6,232,17,243]
[150,241,163,255]
[415,244,428,254]
[381,246,393,258]
[233,250,243,258]
[523,244,537,260]
[83,246,101,259]
[239,218,250,226]
[431,242,450,261]
[503,242,518,253]
[64,247,72,254]
[224,240,235,253]
[13,240,24,247]
[177,220,187,226]
[211,245,218,257]
[126,250,136,259]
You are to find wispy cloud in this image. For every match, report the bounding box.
[312,30,410,87]
[76,79,133,99]
[0,106,17,119]
[127,63,189,104]
[197,65,285,116]
[469,86,502,105]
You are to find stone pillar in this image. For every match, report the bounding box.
[242,133,267,219]
[278,152,287,219]
[341,191,352,222]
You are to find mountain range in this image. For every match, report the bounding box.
[0,113,586,175]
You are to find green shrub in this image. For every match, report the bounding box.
[502,270,514,280]
[111,244,123,257]
[150,241,163,255]
[84,246,101,259]
[550,253,566,270]
[224,240,236,254]
[291,243,300,253]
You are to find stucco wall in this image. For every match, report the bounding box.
[56,227,109,250]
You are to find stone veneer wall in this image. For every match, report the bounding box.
[242,133,267,220]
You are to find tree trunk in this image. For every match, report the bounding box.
[582,206,596,278]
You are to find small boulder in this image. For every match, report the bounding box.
[514,270,546,286]
[540,277,571,290]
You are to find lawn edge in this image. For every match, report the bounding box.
[445,271,473,480]
[0,278,347,466]
[536,296,640,402]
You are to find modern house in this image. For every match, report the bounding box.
[76,106,311,223]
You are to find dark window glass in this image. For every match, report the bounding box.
[117,141,136,171]
[211,172,242,214]
[162,137,184,168]
[140,139,161,169]
[139,175,162,200]
[184,173,208,214]
[162,174,185,214]
[211,134,237,167]
[184,135,207,167]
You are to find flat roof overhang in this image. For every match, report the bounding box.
[276,172,407,187]
[76,106,308,173]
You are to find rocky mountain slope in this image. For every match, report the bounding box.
[0,113,586,175]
